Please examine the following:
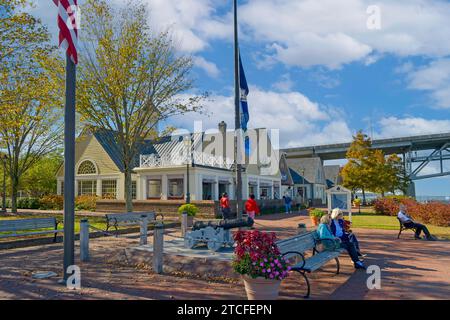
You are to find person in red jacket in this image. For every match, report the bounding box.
[220,192,232,219]
[245,194,260,219]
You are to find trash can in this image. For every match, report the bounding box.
[298,223,307,234]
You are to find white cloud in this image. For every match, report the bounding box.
[193,56,220,78]
[375,117,450,138]
[272,74,295,92]
[239,0,450,69]
[138,0,231,53]
[169,88,353,148]
[402,59,450,109]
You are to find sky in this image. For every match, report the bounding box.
[31,0,450,196]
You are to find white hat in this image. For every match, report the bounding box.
[331,208,342,219]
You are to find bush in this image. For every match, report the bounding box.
[309,208,327,218]
[39,195,64,210]
[17,197,41,209]
[177,203,199,217]
[373,197,450,227]
[75,195,98,211]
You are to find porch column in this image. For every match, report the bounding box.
[256,179,260,199]
[96,179,102,197]
[57,179,62,195]
[241,175,249,200]
[161,174,168,200]
[74,180,78,197]
[183,173,187,201]
[140,176,147,200]
[214,176,219,201]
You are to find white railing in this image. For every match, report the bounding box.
[140,151,234,170]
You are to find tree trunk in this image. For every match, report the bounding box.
[124,167,133,212]
[11,176,18,214]
[362,188,366,206]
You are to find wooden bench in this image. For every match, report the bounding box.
[0,217,63,242]
[105,212,162,234]
[276,231,344,298]
[397,218,417,239]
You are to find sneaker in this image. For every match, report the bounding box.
[357,252,367,258]
[354,261,366,270]
[414,235,422,240]
[426,235,437,241]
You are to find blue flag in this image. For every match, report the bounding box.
[239,54,250,155]
[239,54,249,131]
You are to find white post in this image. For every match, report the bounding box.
[140,214,148,245]
[153,222,164,274]
[181,212,188,238]
[80,219,89,262]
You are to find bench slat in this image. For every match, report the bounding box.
[0,218,56,232]
[0,228,63,239]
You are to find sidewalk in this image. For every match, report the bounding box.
[0,214,448,299]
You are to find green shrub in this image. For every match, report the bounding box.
[17,197,40,209]
[309,208,327,218]
[178,203,199,217]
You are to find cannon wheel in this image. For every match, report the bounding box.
[207,240,222,252]
[184,237,195,249]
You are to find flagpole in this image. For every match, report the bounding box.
[233,0,243,219]
[63,54,76,282]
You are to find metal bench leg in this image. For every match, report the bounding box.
[53,232,58,243]
[296,271,311,299]
[397,228,402,239]
[335,258,340,275]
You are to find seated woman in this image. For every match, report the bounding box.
[317,214,366,270]
[330,208,364,257]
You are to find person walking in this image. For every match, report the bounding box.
[245,194,260,220]
[220,192,232,220]
[283,194,292,214]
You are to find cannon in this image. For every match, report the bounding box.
[184,217,254,252]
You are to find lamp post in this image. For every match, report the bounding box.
[1,153,6,213]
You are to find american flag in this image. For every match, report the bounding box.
[53,0,79,64]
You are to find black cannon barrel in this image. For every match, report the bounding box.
[192,217,254,231]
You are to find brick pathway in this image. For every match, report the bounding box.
[0,213,448,300]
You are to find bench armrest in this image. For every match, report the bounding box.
[282,251,306,270]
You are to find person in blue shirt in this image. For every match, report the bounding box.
[317,214,366,270]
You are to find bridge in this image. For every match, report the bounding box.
[282,132,450,182]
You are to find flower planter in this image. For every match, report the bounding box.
[310,216,319,226]
[242,276,281,300]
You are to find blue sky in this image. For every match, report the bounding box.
[32,0,450,196]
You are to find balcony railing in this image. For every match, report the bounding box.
[140,151,234,170]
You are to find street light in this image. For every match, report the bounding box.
[184,134,194,204]
[0,153,6,213]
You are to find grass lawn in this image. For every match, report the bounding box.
[349,209,450,240]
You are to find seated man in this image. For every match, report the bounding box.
[397,205,435,241]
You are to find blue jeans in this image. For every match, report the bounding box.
[285,203,291,213]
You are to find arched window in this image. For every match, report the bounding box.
[77,160,97,175]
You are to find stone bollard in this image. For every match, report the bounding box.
[140,214,148,246]
[80,219,89,262]
[181,212,188,238]
[153,222,164,274]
